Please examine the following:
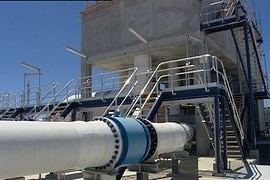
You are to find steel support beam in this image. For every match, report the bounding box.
[243,21,256,147]
[248,24,267,92]
[220,97,228,170]
[214,96,222,174]
[230,29,249,85]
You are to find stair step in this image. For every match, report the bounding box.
[226,137,237,141]
[227,142,238,146]
[226,130,235,134]
[227,154,242,158]
[227,151,241,155]
[227,146,240,150]
[55,106,67,110]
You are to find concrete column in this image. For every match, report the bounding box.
[81,60,92,98]
[133,54,151,94]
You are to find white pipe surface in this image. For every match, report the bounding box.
[0,119,192,179]
[152,123,191,155]
[0,121,115,179]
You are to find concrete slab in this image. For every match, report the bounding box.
[19,157,270,180]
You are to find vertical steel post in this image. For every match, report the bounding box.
[214,96,221,174]
[38,69,41,106]
[27,81,30,106]
[243,21,256,146]
[220,96,228,170]
[23,73,26,107]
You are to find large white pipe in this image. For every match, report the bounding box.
[0,121,115,179]
[0,118,192,179]
[152,122,192,155]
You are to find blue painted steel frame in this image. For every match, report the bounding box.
[214,96,222,174]
[243,21,256,146]
[108,117,150,167]
[220,96,228,170]
[200,0,267,152]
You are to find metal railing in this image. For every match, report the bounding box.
[78,68,138,100]
[0,93,13,110]
[124,54,214,118]
[0,91,21,118]
[33,79,77,120]
[24,83,60,119]
[102,67,138,116]
[200,0,238,24]
[122,54,244,143]
[200,0,261,33]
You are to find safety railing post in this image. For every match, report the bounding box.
[77,78,81,99]
[53,83,56,105]
[169,62,174,91]
[66,84,69,104]
[101,74,104,100]
[214,56,219,84]
[22,90,25,108]
[26,82,30,106]
[203,57,207,84]
[155,71,159,96]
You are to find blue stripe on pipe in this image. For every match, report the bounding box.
[108,117,150,167]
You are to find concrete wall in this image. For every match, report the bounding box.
[81,0,237,70]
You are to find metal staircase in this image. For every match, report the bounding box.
[200,0,268,153]
[198,102,242,159]
[33,79,76,121]
[118,54,245,175]
[31,67,139,121]
[124,54,215,120]
[0,92,22,119]
[196,57,245,159]
[217,57,245,159]
[123,58,196,120]
[102,67,138,116]
[1,108,18,119]
[23,83,60,120]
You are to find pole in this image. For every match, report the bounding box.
[38,69,41,106]
[23,73,26,107]
[214,96,222,174]
[243,21,256,147]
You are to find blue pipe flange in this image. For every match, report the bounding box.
[107,117,151,167]
[136,118,158,161]
[92,117,123,170]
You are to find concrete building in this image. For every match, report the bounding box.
[76,0,269,177]
[80,0,266,149]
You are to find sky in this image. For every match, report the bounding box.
[0,1,270,96]
[0,1,85,93]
